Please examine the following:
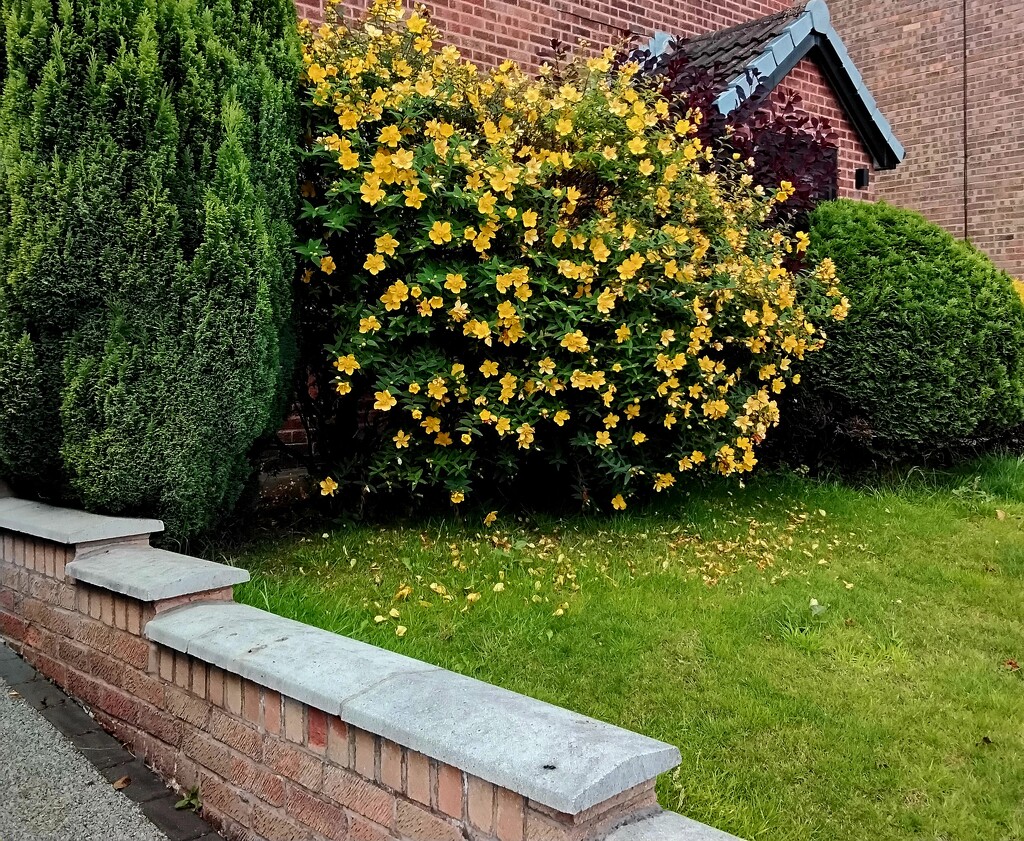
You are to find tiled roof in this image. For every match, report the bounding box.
[647,0,904,169]
[678,4,809,86]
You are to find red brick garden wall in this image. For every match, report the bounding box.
[0,529,661,841]
[829,0,1024,277]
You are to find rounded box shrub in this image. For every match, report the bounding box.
[297,0,847,510]
[795,199,1024,457]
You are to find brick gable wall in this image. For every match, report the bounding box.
[829,0,1024,277]
[773,57,875,200]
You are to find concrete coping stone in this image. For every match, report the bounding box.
[145,601,681,815]
[66,546,250,602]
[0,497,163,545]
[607,811,746,840]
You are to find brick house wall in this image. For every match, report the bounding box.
[829,0,1024,277]
[294,0,878,215]
[297,1,796,67]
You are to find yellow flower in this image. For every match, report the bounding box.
[429,221,453,244]
[703,400,729,419]
[319,477,338,496]
[444,273,466,293]
[364,253,386,275]
[611,494,627,511]
[320,255,336,275]
[615,324,631,343]
[660,329,675,346]
[495,417,511,436]
[521,209,538,228]
[359,315,382,333]
[307,64,326,84]
[421,416,442,434]
[379,125,402,147]
[333,354,360,375]
[406,12,427,33]
[409,383,421,394]
[335,380,352,396]
[654,473,676,492]
[396,625,407,637]
[560,330,589,353]
[427,378,448,401]
[596,288,617,314]
[595,431,611,448]
[435,432,453,446]
[603,413,619,429]
[795,231,810,252]
[339,149,359,170]
[484,511,498,526]
[777,180,796,201]
[360,180,385,205]
[477,192,498,216]
[638,158,655,177]
[394,430,411,448]
[627,136,646,155]
[450,491,465,504]
[391,149,414,170]
[404,185,427,208]
[553,410,570,426]
[374,390,397,411]
[555,117,572,135]
[617,252,645,280]
[479,360,499,377]
[496,300,517,321]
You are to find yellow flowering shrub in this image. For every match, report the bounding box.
[298,0,846,509]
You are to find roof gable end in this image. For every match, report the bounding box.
[652,0,905,170]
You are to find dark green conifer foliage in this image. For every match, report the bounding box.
[0,0,301,537]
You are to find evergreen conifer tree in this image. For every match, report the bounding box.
[0,0,301,537]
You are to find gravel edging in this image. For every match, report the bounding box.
[0,643,219,841]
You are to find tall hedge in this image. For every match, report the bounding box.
[0,0,301,537]
[796,200,1024,457]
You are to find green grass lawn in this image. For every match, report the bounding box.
[218,456,1024,841]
